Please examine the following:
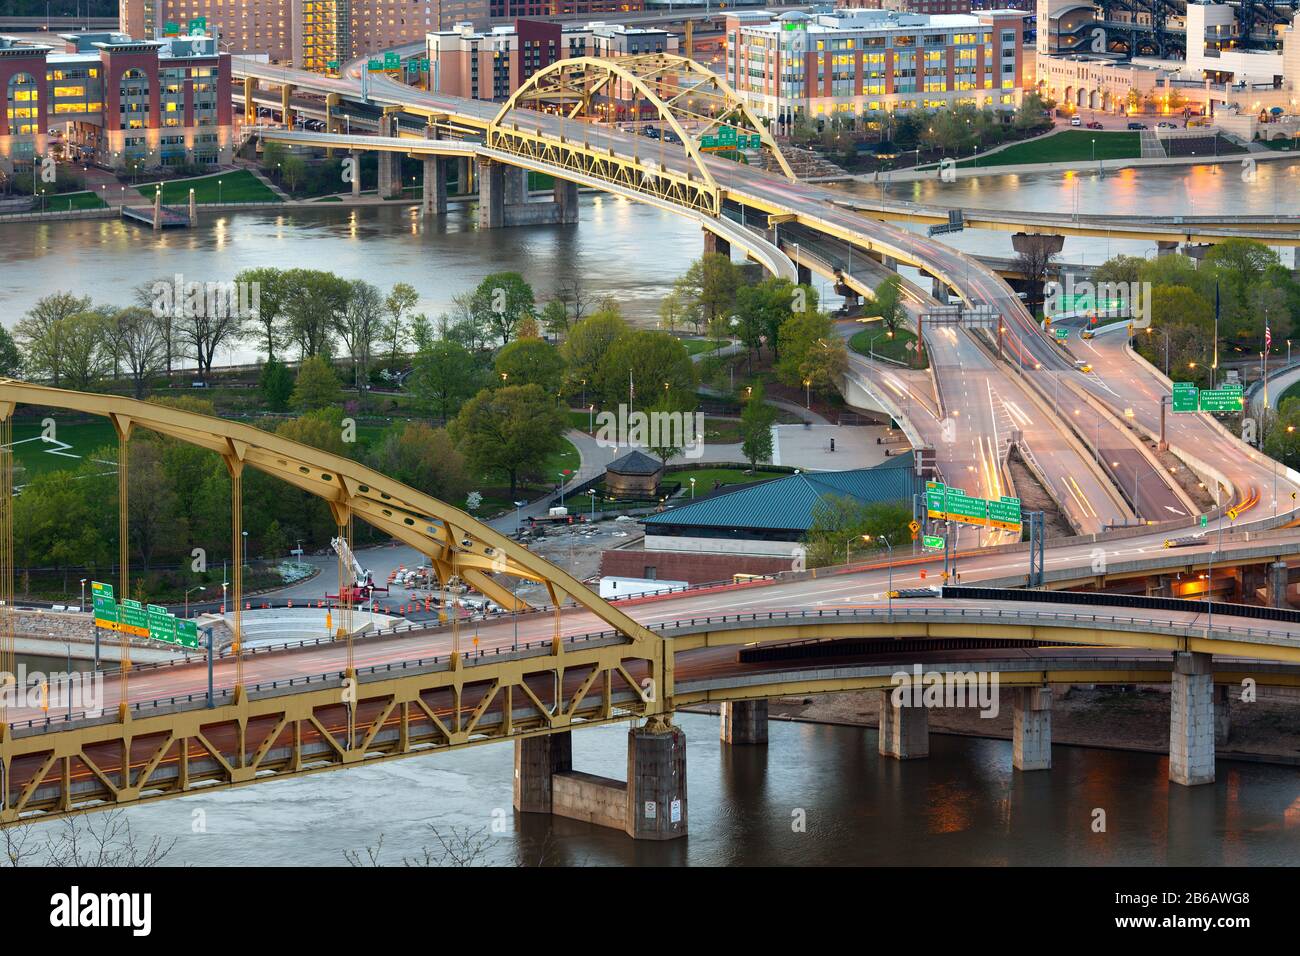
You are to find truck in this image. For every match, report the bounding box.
[325,536,391,603]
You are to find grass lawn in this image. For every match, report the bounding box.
[12,418,118,481]
[849,326,927,369]
[668,467,786,491]
[681,338,729,356]
[467,437,582,517]
[1278,379,1300,408]
[144,169,280,205]
[49,190,108,212]
[953,131,1140,168]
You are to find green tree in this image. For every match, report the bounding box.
[384,282,419,358]
[494,337,565,394]
[260,356,295,411]
[409,340,482,422]
[283,269,351,358]
[12,291,91,387]
[367,421,468,502]
[0,326,20,378]
[563,308,628,400]
[472,272,535,345]
[540,299,570,340]
[804,494,912,568]
[596,330,695,410]
[677,253,740,333]
[869,274,906,333]
[235,267,294,360]
[291,355,343,411]
[776,310,844,392]
[740,382,777,469]
[450,384,566,497]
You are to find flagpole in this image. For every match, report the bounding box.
[1212,283,1219,391]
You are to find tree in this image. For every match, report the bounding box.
[259,356,295,411]
[383,282,419,359]
[128,439,177,572]
[235,267,295,360]
[0,326,20,378]
[408,340,482,423]
[870,275,906,333]
[291,355,343,411]
[494,337,565,394]
[804,494,912,568]
[367,421,468,502]
[677,254,740,333]
[284,269,351,358]
[540,299,570,340]
[740,382,777,470]
[1204,238,1280,326]
[596,330,695,410]
[111,306,167,398]
[1013,235,1061,313]
[1092,254,1145,289]
[336,279,384,391]
[734,277,812,365]
[776,310,842,391]
[13,291,90,387]
[472,272,535,345]
[58,308,115,391]
[169,280,243,376]
[563,308,628,399]
[450,384,566,498]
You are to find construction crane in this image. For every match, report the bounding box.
[326,536,390,603]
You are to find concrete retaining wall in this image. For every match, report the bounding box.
[552,770,628,830]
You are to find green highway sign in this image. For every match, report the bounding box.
[922,534,945,550]
[1198,384,1244,413]
[327,60,339,70]
[88,582,199,649]
[384,51,401,69]
[924,482,1021,531]
[1200,514,1209,527]
[1053,327,1069,340]
[1172,382,1199,413]
[188,15,207,34]
[700,129,761,151]
[367,58,383,71]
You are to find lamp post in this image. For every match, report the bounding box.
[185,585,205,618]
[79,578,86,613]
[689,476,696,499]
[845,533,867,566]
[514,499,527,536]
[241,529,249,572]
[867,534,895,616]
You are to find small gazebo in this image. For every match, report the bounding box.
[605,450,664,497]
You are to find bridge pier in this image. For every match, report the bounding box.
[1215,684,1231,746]
[1268,561,1289,608]
[243,76,258,125]
[1146,574,1174,598]
[878,690,929,759]
[351,151,361,199]
[554,178,579,224]
[422,157,447,216]
[377,114,402,200]
[513,731,573,813]
[478,158,576,229]
[1156,240,1180,257]
[720,699,768,745]
[703,229,731,259]
[513,718,687,840]
[797,263,813,286]
[1169,651,1215,786]
[1012,687,1052,771]
[281,83,295,128]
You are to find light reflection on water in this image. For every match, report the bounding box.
[77,712,1300,867]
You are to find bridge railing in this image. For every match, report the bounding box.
[11,603,1298,735]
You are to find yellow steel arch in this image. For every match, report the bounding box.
[489,54,796,202]
[0,380,657,644]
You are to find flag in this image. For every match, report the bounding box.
[1266,324,1273,350]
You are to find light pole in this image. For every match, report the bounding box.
[185,584,205,618]
[218,178,223,204]
[845,533,868,566]
[803,378,811,409]
[867,534,895,616]
[689,476,696,499]
[79,578,86,613]
[241,529,249,572]
[514,499,527,535]
[65,641,72,720]
[588,488,597,520]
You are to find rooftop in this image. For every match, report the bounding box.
[607,450,665,477]
[643,457,915,533]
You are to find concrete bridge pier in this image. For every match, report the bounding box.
[351,151,362,199]
[512,718,687,840]
[477,158,506,228]
[1156,240,1180,257]
[1169,651,1215,786]
[878,690,929,759]
[243,76,258,125]
[281,83,295,128]
[1215,684,1231,745]
[1268,561,1289,608]
[703,229,731,259]
[554,178,579,224]
[1147,574,1174,597]
[421,157,447,216]
[478,159,577,229]
[376,114,403,200]
[720,699,768,744]
[1013,687,1052,771]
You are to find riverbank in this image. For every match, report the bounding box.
[690,684,1300,767]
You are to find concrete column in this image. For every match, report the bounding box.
[422,156,447,216]
[1268,561,1289,608]
[281,82,294,128]
[513,731,572,814]
[1156,239,1180,257]
[351,151,361,198]
[703,228,731,259]
[881,254,899,271]
[878,689,929,759]
[377,150,399,200]
[1147,574,1174,597]
[1169,651,1215,786]
[625,718,687,840]
[1012,686,1052,771]
[1214,684,1230,746]
[554,177,579,224]
[720,699,768,745]
[797,263,813,286]
[243,76,258,125]
[477,159,504,229]
[503,164,528,206]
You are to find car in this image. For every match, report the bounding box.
[1156,121,1177,129]
[1077,363,1093,373]
[1081,330,1095,340]
[1127,121,1147,130]
[1070,115,1082,126]
[1086,121,1104,130]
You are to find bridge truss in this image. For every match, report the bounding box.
[488,54,795,217]
[0,380,668,824]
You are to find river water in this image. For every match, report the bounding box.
[75,712,1300,866]
[4,169,1300,865]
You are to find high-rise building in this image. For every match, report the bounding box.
[117,0,490,69]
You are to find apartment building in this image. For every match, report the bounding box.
[1,30,232,173]
[726,8,1026,124]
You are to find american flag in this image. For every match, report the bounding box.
[1266,324,1273,350]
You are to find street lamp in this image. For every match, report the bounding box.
[242,529,249,571]
[689,476,696,499]
[79,578,87,613]
[185,585,205,618]
[845,533,868,566]
[866,534,895,616]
